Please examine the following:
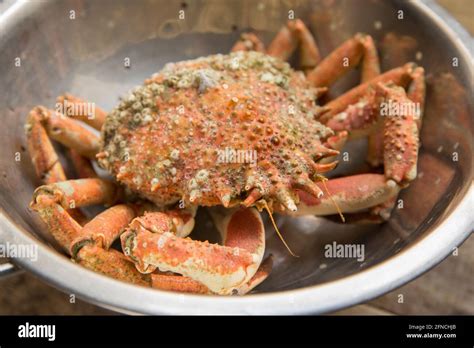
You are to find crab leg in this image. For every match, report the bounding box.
[33,178,119,210]
[307,33,380,88]
[360,39,383,166]
[317,131,349,165]
[313,79,423,220]
[266,22,296,61]
[317,63,415,122]
[25,107,98,224]
[366,120,385,167]
[266,19,321,69]
[26,97,103,186]
[378,83,420,185]
[231,33,265,53]
[294,20,322,70]
[76,244,151,286]
[26,106,100,159]
[56,94,107,130]
[209,207,271,295]
[151,272,210,294]
[31,178,120,248]
[30,178,152,285]
[322,72,421,143]
[151,256,273,295]
[363,39,384,168]
[164,207,197,238]
[327,81,421,186]
[31,178,122,278]
[367,66,425,167]
[407,66,426,129]
[25,107,67,184]
[68,149,98,179]
[325,131,349,152]
[72,204,151,286]
[314,85,421,222]
[232,256,273,295]
[287,174,400,216]
[152,206,272,295]
[121,207,266,295]
[45,108,100,159]
[71,204,136,253]
[26,106,101,178]
[359,35,381,82]
[324,87,381,139]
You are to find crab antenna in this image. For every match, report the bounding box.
[316,175,346,223]
[262,200,299,257]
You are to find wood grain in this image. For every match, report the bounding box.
[438,0,474,34]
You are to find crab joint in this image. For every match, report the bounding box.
[121,209,265,295]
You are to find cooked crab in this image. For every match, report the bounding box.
[26,20,425,295]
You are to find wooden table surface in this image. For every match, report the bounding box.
[0,0,472,315]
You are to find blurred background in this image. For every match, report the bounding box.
[0,0,472,315]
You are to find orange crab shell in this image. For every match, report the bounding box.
[98,51,337,210]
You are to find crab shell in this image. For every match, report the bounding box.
[97,51,337,211]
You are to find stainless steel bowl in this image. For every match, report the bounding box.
[0,0,472,314]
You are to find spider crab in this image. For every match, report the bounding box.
[26,20,425,295]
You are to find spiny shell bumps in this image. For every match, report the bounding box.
[98,51,336,210]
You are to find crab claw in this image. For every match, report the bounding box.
[289,174,400,216]
[150,256,273,295]
[121,207,265,295]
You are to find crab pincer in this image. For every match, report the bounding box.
[121,207,267,295]
[289,174,400,217]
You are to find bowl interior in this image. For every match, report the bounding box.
[0,0,472,295]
